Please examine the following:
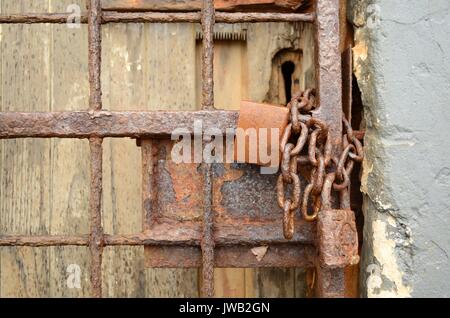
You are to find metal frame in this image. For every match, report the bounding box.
[0,0,343,298]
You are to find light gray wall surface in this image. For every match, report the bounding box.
[350,0,450,297]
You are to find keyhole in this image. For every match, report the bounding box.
[282,61,295,104]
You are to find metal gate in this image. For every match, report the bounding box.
[0,0,359,298]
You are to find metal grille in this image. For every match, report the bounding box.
[0,0,343,298]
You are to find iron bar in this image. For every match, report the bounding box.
[313,0,346,298]
[313,0,342,150]
[88,0,104,298]
[0,110,238,138]
[0,219,315,247]
[106,12,314,23]
[145,245,317,269]
[105,223,315,245]
[88,0,102,111]
[88,137,104,298]
[0,235,316,268]
[0,13,88,24]
[0,235,89,246]
[141,140,155,232]
[201,7,215,109]
[101,0,310,12]
[0,12,314,24]
[0,109,364,139]
[201,163,215,297]
[200,0,215,298]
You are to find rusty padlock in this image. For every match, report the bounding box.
[316,173,359,268]
[235,101,289,168]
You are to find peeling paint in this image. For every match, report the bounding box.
[352,30,367,79]
[360,157,372,195]
[111,46,137,72]
[369,219,412,298]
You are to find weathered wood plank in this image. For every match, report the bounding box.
[254,268,296,297]
[101,20,150,298]
[102,0,310,12]
[48,0,91,298]
[0,0,51,297]
[142,22,199,297]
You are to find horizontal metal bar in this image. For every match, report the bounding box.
[104,11,315,23]
[0,13,87,24]
[145,245,316,268]
[0,235,89,246]
[0,11,314,24]
[0,110,238,138]
[0,219,315,247]
[0,235,316,268]
[102,0,310,13]
[110,220,315,245]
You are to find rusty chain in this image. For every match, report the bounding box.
[277,90,364,240]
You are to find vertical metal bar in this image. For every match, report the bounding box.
[200,0,215,298]
[314,0,342,147]
[141,140,154,231]
[88,0,104,298]
[314,0,346,298]
[89,137,104,298]
[342,48,353,122]
[88,0,102,111]
[201,0,215,110]
[201,162,214,297]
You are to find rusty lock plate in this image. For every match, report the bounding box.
[142,139,315,268]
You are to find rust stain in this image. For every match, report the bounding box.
[213,163,245,220]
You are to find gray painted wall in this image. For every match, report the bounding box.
[350,0,450,297]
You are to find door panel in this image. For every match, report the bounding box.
[0,0,315,296]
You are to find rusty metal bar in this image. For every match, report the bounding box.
[105,11,314,23]
[0,220,314,247]
[145,245,317,268]
[101,0,310,12]
[342,48,353,121]
[0,235,89,246]
[0,110,238,138]
[88,137,104,298]
[89,1,102,111]
[141,140,155,232]
[0,12,314,24]
[313,0,342,149]
[105,220,315,245]
[201,7,215,109]
[87,0,104,298]
[313,0,346,298]
[201,163,215,297]
[200,0,215,299]
[0,235,316,269]
[0,13,88,24]
[0,110,365,140]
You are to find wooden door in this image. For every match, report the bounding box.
[0,0,315,297]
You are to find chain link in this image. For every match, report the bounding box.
[277,91,364,240]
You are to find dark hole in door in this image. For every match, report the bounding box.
[282,61,295,103]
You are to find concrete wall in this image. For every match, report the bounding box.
[350,0,450,297]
